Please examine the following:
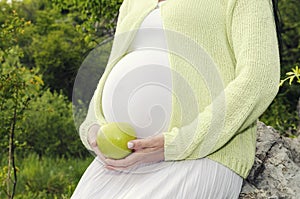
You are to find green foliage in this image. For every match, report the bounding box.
[0,10,31,51]
[31,26,86,97]
[0,153,93,199]
[26,3,89,98]
[259,0,300,135]
[20,89,89,158]
[52,0,123,37]
[278,0,300,67]
[1,0,93,99]
[266,64,300,137]
[0,8,91,197]
[0,9,44,197]
[260,93,299,137]
[0,9,42,154]
[0,47,44,155]
[280,65,300,86]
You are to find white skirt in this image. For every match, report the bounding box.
[71,157,243,199]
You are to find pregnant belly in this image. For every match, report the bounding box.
[102,49,172,139]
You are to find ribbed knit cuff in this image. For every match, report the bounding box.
[79,120,99,151]
[163,127,181,160]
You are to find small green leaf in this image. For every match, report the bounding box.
[279,80,285,87]
[33,75,44,85]
[289,76,295,85]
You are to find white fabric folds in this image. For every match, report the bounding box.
[71,157,243,199]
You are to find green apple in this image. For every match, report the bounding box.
[96,122,137,159]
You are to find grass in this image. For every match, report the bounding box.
[0,153,93,199]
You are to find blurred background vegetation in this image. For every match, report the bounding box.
[0,0,299,198]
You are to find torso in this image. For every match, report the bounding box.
[101,1,171,139]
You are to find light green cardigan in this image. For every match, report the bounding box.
[80,0,280,179]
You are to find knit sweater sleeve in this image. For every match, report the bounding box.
[162,0,281,160]
[116,0,129,28]
[79,93,100,151]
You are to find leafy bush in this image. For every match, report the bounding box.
[259,0,300,135]
[20,89,89,159]
[0,153,93,199]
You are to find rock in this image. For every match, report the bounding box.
[239,121,300,199]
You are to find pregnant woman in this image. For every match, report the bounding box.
[72,0,281,198]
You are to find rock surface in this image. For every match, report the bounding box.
[239,121,300,199]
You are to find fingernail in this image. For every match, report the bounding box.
[127,142,134,149]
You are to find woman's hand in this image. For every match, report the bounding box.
[87,124,109,164]
[104,134,165,171]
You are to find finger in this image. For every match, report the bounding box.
[89,139,97,147]
[104,165,117,171]
[128,134,164,150]
[105,149,165,171]
[105,152,143,167]
[105,147,161,167]
[88,131,97,147]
